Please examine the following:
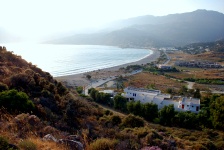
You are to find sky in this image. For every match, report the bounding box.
[0,0,224,41]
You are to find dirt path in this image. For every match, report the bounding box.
[186,81,195,89]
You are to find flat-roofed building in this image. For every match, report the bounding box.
[122,87,200,113]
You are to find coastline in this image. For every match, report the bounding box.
[55,49,160,87]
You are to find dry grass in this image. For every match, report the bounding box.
[0,125,68,150]
[167,50,224,80]
[124,72,186,92]
[166,68,224,80]
[29,138,68,150]
[0,109,69,150]
[168,51,224,65]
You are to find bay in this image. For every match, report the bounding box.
[1,43,152,77]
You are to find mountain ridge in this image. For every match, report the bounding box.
[50,9,224,47]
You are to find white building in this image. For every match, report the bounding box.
[177,97,200,113]
[157,64,173,70]
[99,90,115,97]
[122,87,200,113]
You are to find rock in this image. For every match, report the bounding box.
[66,135,80,141]
[58,139,84,150]
[42,134,84,150]
[43,134,58,142]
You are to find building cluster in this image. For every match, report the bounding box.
[157,64,173,70]
[122,87,200,113]
[175,60,222,68]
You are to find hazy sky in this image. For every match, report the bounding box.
[0,0,223,40]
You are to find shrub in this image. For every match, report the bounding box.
[113,95,127,112]
[9,73,35,91]
[0,136,9,150]
[192,143,207,150]
[0,89,35,113]
[215,141,224,150]
[89,138,118,150]
[110,115,122,126]
[41,89,52,98]
[57,82,67,95]
[19,140,37,150]
[0,82,8,92]
[104,110,110,116]
[76,86,83,94]
[122,114,144,128]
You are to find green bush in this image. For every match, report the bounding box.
[122,114,144,128]
[89,138,117,150]
[0,89,35,113]
[19,140,37,150]
[0,136,10,150]
[76,86,83,94]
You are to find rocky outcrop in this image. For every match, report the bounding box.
[43,134,84,150]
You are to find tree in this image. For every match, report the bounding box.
[158,104,176,126]
[89,88,98,101]
[174,111,198,129]
[142,102,158,121]
[197,107,212,128]
[76,86,83,94]
[166,88,173,94]
[127,101,135,113]
[86,74,91,80]
[113,95,127,112]
[178,85,188,95]
[133,101,143,116]
[194,88,201,99]
[209,95,224,129]
[96,92,102,103]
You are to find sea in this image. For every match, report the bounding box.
[1,43,152,77]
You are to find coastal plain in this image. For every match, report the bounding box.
[55,49,160,88]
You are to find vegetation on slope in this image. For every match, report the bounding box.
[1,46,224,149]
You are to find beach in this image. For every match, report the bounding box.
[55,49,160,88]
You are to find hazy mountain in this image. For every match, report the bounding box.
[50,9,224,47]
[0,27,21,43]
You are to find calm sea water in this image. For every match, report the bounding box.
[2,43,152,77]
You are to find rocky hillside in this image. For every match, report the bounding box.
[1,46,224,149]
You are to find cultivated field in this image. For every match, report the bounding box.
[124,72,186,93]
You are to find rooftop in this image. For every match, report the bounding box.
[99,90,114,94]
[182,97,200,104]
[172,96,183,102]
[125,87,161,94]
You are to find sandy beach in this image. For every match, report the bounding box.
[55,49,160,87]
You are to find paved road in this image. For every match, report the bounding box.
[163,51,171,65]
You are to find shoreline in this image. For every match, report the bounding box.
[55,49,160,87]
